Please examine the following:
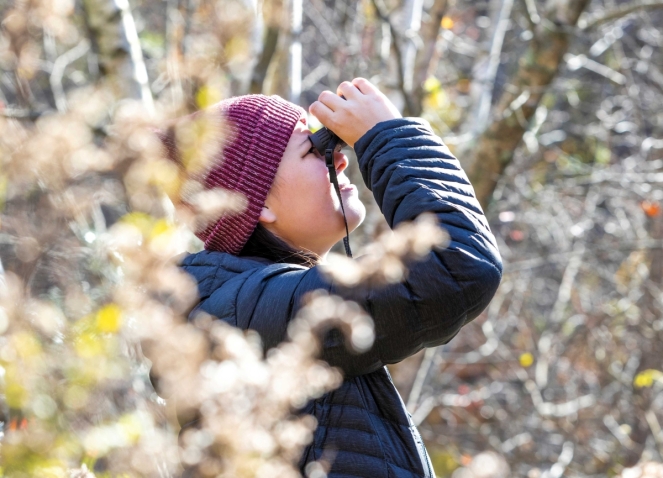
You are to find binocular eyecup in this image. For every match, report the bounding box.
[308,127,346,157]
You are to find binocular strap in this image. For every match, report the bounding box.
[325,147,353,258]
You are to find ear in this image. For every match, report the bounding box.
[258,206,277,224]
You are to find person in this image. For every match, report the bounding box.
[160,78,503,477]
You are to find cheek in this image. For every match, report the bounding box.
[282,161,336,220]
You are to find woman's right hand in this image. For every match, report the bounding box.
[309,78,402,148]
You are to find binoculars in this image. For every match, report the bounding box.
[307,95,347,159]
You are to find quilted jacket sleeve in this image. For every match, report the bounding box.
[203,118,502,377]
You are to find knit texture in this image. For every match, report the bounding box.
[160,95,304,254]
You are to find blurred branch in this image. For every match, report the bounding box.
[471,0,515,137]
[645,409,663,456]
[0,108,47,119]
[410,0,448,117]
[371,0,418,116]
[165,0,184,105]
[250,0,284,94]
[401,0,424,108]
[526,380,596,417]
[519,0,541,30]
[604,415,636,449]
[564,53,627,85]
[50,40,90,113]
[580,1,663,30]
[405,347,437,412]
[541,441,574,478]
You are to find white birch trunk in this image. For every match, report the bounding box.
[83,0,154,113]
[289,0,303,104]
[401,0,425,94]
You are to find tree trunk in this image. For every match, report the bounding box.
[82,0,154,110]
[467,0,591,209]
[250,0,285,94]
[289,0,303,104]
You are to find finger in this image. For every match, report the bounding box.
[318,90,346,112]
[352,77,380,96]
[337,81,362,100]
[309,101,333,126]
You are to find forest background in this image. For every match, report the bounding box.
[1,0,663,476]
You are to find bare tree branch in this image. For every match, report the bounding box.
[50,40,90,113]
[580,0,663,30]
[410,0,448,117]
[471,0,515,137]
[371,0,418,116]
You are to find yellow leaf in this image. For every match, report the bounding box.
[424,77,441,93]
[119,413,144,443]
[441,16,454,29]
[5,382,27,408]
[519,352,534,368]
[148,160,182,198]
[119,212,153,237]
[149,218,173,240]
[96,304,123,334]
[196,85,222,109]
[75,332,104,357]
[634,369,663,388]
[224,36,249,61]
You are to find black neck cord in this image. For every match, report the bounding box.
[325,138,352,258]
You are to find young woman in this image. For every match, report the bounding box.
[164,78,502,477]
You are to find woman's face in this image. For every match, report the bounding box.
[260,115,366,257]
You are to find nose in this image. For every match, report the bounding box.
[334,151,348,174]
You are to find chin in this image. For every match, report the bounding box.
[346,200,367,233]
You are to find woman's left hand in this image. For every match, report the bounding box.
[309,78,402,148]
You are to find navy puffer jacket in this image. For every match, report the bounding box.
[180,118,503,477]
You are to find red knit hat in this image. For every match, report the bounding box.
[160,95,305,254]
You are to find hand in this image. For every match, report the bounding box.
[309,78,402,148]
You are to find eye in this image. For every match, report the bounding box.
[307,147,323,159]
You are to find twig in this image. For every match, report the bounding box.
[405,347,436,412]
[50,40,90,113]
[645,409,663,456]
[370,0,418,116]
[580,1,663,30]
[518,0,540,30]
[564,53,627,85]
[526,380,596,417]
[301,62,331,91]
[604,415,636,448]
[541,441,574,478]
[117,0,154,114]
[0,108,48,119]
[472,0,515,136]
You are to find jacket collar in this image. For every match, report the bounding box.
[180,250,271,300]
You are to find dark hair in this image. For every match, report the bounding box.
[239,223,319,268]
